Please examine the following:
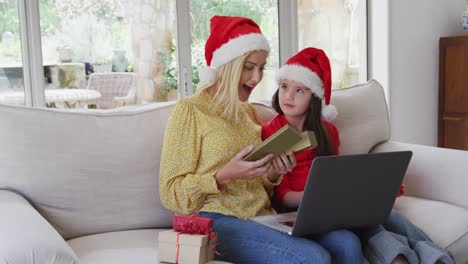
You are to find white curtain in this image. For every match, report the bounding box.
[298,0,363,89]
[121,0,177,103]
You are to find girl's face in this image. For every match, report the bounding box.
[238,50,268,102]
[278,79,313,118]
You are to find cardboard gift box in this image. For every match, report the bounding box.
[158,230,215,264]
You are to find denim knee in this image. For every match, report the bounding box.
[317,229,363,264]
[327,230,362,251]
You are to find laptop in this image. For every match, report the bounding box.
[250,151,412,236]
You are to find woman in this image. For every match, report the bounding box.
[159,15,362,264]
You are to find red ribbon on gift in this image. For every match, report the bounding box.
[173,214,223,264]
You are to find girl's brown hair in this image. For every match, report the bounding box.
[271,90,334,156]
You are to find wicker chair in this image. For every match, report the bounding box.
[86,72,137,109]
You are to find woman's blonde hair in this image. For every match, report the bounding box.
[196,52,253,124]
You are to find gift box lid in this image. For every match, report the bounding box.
[158,230,210,246]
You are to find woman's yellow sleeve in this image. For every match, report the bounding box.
[262,175,283,198]
[159,100,220,215]
[248,103,263,125]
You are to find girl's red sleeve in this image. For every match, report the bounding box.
[261,119,278,140]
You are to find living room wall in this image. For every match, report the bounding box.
[388,0,466,146]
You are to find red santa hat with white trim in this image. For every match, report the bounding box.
[198,16,270,84]
[275,47,337,120]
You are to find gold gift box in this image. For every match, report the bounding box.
[158,230,215,264]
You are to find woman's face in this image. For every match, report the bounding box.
[278,79,313,118]
[238,50,268,102]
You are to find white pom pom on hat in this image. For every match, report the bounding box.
[321,104,338,121]
[275,47,338,120]
[198,15,270,85]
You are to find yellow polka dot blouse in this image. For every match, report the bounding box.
[159,93,277,219]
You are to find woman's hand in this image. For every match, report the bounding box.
[266,152,296,182]
[215,145,274,185]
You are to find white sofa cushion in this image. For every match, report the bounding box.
[0,103,175,239]
[67,229,161,264]
[373,141,468,210]
[67,229,230,264]
[395,196,468,263]
[0,191,79,264]
[331,79,391,154]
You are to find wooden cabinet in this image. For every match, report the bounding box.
[439,36,468,150]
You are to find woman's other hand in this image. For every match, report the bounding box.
[215,145,274,185]
[266,152,296,182]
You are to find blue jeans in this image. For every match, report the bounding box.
[199,212,363,264]
[357,209,455,264]
[383,209,432,245]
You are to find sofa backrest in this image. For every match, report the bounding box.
[0,79,389,239]
[330,79,391,154]
[0,103,175,239]
[253,79,391,155]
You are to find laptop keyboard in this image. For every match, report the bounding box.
[280,220,295,227]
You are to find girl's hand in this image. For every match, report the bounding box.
[283,191,304,208]
[267,152,296,182]
[215,145,274,185]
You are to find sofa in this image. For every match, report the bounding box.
[0,79,467,264]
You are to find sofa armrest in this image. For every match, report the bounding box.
[371,141,468,209]
[0,190,79,264]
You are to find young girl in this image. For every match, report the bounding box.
[263,47,454,264]
[262,47,339,209]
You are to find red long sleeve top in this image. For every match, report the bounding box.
[261,114,340,205]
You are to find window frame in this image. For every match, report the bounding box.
[19,0,45,107]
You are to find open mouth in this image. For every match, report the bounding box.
[243,84,254,93]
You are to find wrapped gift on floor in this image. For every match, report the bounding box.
[158,229,215,264]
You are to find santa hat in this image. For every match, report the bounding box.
[275,47,337,120]
[198,16,270,85]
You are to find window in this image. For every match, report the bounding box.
[39,0,178,108]
[189,0,279,101]
[297,0,367,89]
[1,0,367,108]
[0,0,26,106]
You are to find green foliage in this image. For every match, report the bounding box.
[0,2,20,36]
[39,0,60,35]
[190,0,275,43]
[189,0,279,91]
[190,41,206,92]
[0,0,60,36]
[158,41,178,92]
